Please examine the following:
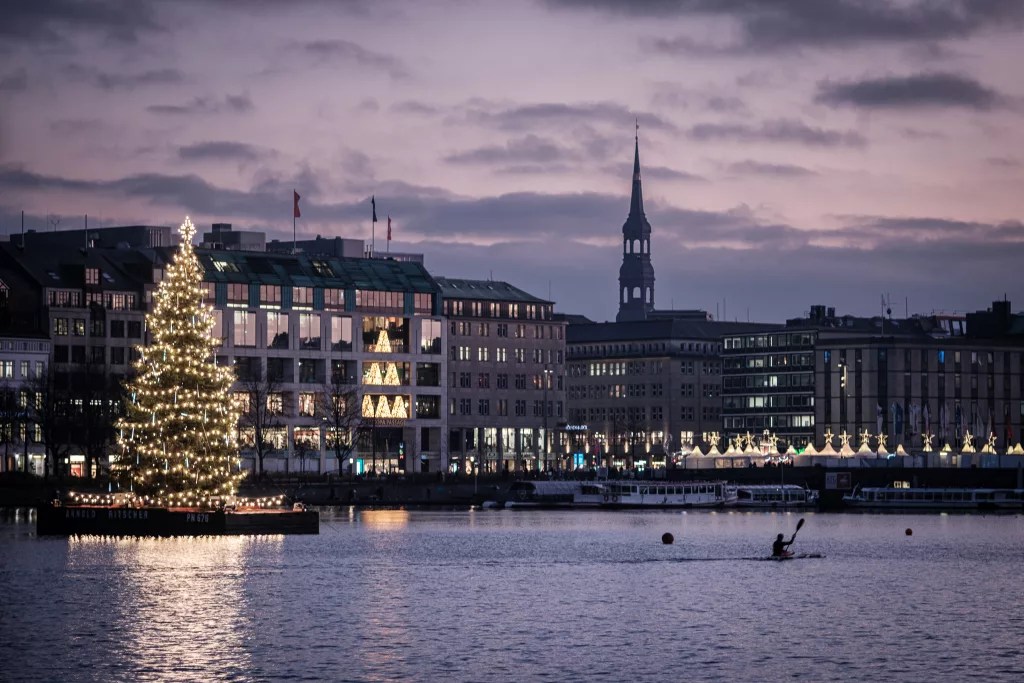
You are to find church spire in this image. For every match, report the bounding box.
[629,120,644,217]
[616,122,655,323]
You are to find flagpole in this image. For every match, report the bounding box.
[292,190,301,254]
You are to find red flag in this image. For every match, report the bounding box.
[387,215,392,241]
[293,190,301,218]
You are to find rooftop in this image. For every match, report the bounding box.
[434,277,550,304]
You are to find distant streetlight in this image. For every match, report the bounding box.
[542,367,552,471]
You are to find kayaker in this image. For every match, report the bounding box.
[772,533,794,558]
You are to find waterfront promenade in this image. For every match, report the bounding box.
[5,463,1022,510]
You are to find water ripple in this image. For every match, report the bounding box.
[2,510,1023,681]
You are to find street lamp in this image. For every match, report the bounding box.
[542,367,552,471]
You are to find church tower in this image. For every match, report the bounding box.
[616,130,655,322]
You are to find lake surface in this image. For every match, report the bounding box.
[2,508,1023,682]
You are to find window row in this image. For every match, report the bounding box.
[215,282,432,314]
[53,345,139,365]
[444,300,553,321]
[448,346,563,364]
[49,290,138,310]
[450,398,564,419]
[449,321,563,340]
[232,391,441,421]
[0,360,46,380]
[450,372,563,391]
[52,318,143,339]
[223,312,442,355]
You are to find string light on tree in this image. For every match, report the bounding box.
[114,216,245,508]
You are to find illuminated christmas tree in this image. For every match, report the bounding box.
[115,217,244,507]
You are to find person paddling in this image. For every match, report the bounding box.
[772,533,794,558]
[772,518,804,558]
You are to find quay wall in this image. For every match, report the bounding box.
[4,465,1023,510]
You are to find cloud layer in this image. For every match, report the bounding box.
[1,0,1021,323]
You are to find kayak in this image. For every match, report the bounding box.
[670,554,826,562]
[761,553,824,561]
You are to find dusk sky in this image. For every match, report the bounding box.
[2,0,1023,323]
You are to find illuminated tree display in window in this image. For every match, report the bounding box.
[361,394,409,420]
[360,328,409,421]
[115,217,244,507]
[364,363,384,385]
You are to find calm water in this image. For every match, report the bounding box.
[2,508,1023,682]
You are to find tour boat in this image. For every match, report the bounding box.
[595,480,736,509]
[842,485,1024,511]
[502,480,588,508]
[733,484,819,509]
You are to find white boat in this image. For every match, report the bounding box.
[842,485,1024,510]
[572,482,609,507]
[593,481,736,509]
[734,485,819,509]
[503,480,587,507]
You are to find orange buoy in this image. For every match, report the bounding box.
[662,532,674,545]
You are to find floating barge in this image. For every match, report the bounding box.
[36,503,319,537]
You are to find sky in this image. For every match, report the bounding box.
[1,0,1023,324]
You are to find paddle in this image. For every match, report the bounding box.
[790,517,805,545]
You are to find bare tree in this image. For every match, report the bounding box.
[0,382,19,473]
[67,362,122,480]
[319,361,361,478]
[237,372,284,479]
[25,365,74,479]
[625,415,645,469]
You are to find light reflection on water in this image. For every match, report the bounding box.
[2,509,1024,682]
[48,535,280,682]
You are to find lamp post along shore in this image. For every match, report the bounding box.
[543,367,552,472]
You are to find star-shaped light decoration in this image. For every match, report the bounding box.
[179,215,197,245]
